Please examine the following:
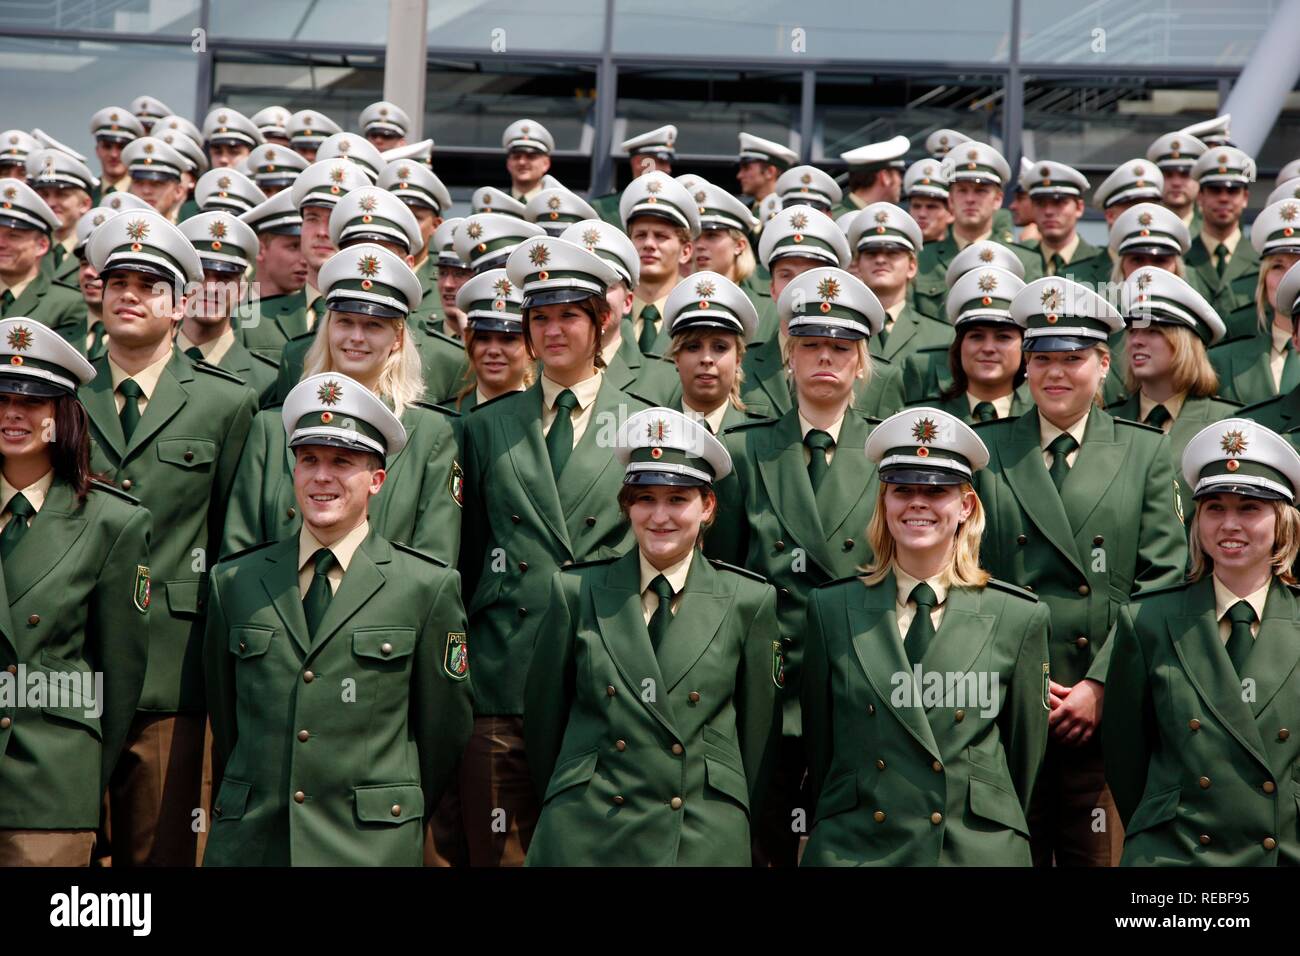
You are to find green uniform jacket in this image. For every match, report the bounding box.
[2,268,86,347]
[235,291,308,362]
[0,479,151,829]
[738,334,904,420]
[213,337,279,408]
[905,384,1034,424]
[459,379,651,715]
[912,225,1030,321]
[177,198,201,223]
[1104,578,1300,866]
[589,192,621,228]
[39,245,80,287]
[1106,393,1241,521]
[901,345,1034,419]
[871,303,955,369]
[1186,236,1261,341]
[221,401,462,565]
[973,407,1188,687]
[605,323,677,402]
[658,392,772,432]
[523,549,781,866]
[81,349,258,712]
[711,409,880,736]
[1016,237,1112,289]
[407,257,443,329]
[801,573,1051,866]
[202,530,473,866]
[1240,387,1300,434]
[1209,333,1280,406]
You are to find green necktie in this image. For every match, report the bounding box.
[546,388,580,480]
[875,324,890,348]
[637,305,661,354]
[1214,243,1228,278]
[905,582,939,666]
[117,378,144,442]
[648,574,675,656]
[184,346,204,363]
[88,321,106,357]
[1047,433,1079,491]
[302,547,338,637]
[1224,600,1256,677]
[1049,253,1066,276]
[973,401,997,423]
[0,492,35,562]
[1144,403,1172,430]
[0,289,13,316]
[52,244,65,269]
[1281,345,1300,394]
[804,428,835,493]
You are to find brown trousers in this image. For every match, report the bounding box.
[1029,736,1125,867]
[458,715,538,867]
[107,712,207,867]
[0,829,95,867]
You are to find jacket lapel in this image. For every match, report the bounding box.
[748,338,792,415]
[878,308,919,362]
[1058,407,1124,533]
[504,383,572,556]
[1009,383,1035,417]
[816,412,877,540]
[124,350,190,459]
[1246,581,1300,718]
[755,412,836,576]
[557,379,621,516]
[847,574,941,761]
[593,551,678,736]
[920,585,996,684]
[3,480,88,603]
[997,410,1088,577]
[7,272,47,318]
[1220,240,1258,289]
[259,538,312,657]
[1186,237,1221,293]
[1170,578,1270,770]
[81,358,126,460]
[305,531,388,657]
[656,554,732,693]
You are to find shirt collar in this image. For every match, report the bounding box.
[1044,232,1081,266]
[953,229,992,252]
[1271,325,1292,355]
[109,349,173,400]
[885,300,906,322]
[631,294,669,318]
[967,391,1013,418]
[1038,408,1090,452]
[638,548,694,597]
[1212,574,1270,623]
[1138,390,1187,422]
[0,469,55,516]
[541,368,602,411]
[177,327,236,364]
[600,329,623,367]
[298,519,370,574]
[682,397,728,435]
[798,409,845,446]
[1214,226,1242,256]
[0,273,37,300]
[893,565,949,608]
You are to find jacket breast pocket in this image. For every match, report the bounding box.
[39,650,102,740]
[543,748,598,803]
[704,755,750,814]
[968,776,1030,836]
[229,625,274,660]
[353,783,424,825]
[166,579,204,618]
[213,777,252,822]
[813,769,861,823]
[352,627,416,665]
[157,437,217,471]
[1125,784,1180,835]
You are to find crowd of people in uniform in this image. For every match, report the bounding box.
[0,94,1297,868]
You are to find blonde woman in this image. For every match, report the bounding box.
[447,267,533,414]
[1241,261,1300,432]
[1108,267,1239,513]
[221,243,462,565]
[801,407,1050,866]
[690,181,763,312]
[1209,200,1300,405]
[1105,419,1300,865]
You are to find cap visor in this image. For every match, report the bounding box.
[0,375,70,398]
[622,471,709,488]
[200,259,246,274]
[328,298,405,320]
[467,317,524,334]
[881,467,966,486]
[289,434,386,457]
[1022,334,1098,352]
[1119,242,1179,257]
[131,170,179,182]
[788,324,867,340]
[523,288,599,309]
[100,262,179,286]
[1193,481,1291,502]
[0,216,41,233]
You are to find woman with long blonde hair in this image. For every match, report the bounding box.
[1105,419,1300,865]
[221,243,463,564]
[801,406,1050,866]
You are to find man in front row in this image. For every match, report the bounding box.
[203,373,473,866]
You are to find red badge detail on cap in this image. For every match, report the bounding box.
[211,241,222,250]
[819,301,831,313]
[1226,459,1239,472]
[10,356,22,366]
[650,447,663,459]
[320,411,333,424]
[699,300,710,309]
[538,271,549,281]
[981,296,992,306]
[361,279,372,290]
[1046,314,1058,324]
[130,243,142,252]
[916,447,929,458]
[792,233,803,242]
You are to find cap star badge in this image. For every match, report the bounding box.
[789,211,809,230]
[1220,429,1248,456]
[646,179,663,195]
[979,248,994,262]
[977,273,997,293]
[528,243,551,267]
[1282,202,1298,223]
[492,277,513,297]
[317,379,343,406]
[208,220,227,239]
[694,278,716,298]
[580,227,601,248]
[357,253,381,277]
[816,276,841,301]
[911,417,939,444]
[125,219,150,242]
[358,194,378,213]
[6,325,32,351]
[1040,286,1062,312]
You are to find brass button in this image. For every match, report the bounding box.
[27,614,39,625]
[1279,729,1291,741]
[585,516,596,527]
[4,665,14,675]
[390,804,402,817]
[380,641,393,655]
[774,540,785,552]
[1188,718,1201,731]
[670,797,683,810]
[121,479,132,491]
[931,760,943,773]
[842,538,854,551]
[1199,834,1211,846]
[687,691,700,703]
[293,790,305,804]
[868,703,876,715]
[238,641,246,652]
[286,507,296,518]
[184,450,194,462]
[613,795,624,805]
[778,588,790,598]
[510,514,521,523]
[1075,636,1088,649]
[872,810,885,823]
[1264,837,1278,851]
[1263,781,1276,794]
[876,759,885,770]
[1016,534,1027,545]
[214,805,223,818]
[930,812,943,825]
[298,729,309,742]
[1198,776,1211,789]
[1077,584,1090,596]
[954,709,965,722]
[561,560,573,567]
[1092,535,1104,546]
[615,739,626,752]
[517,607,527,617]
[0,717,11,729]
[671,743,683,755]
[303,670,314,683]
[606,685,616,697]
[518,561,528,572]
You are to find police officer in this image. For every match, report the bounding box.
[379,157,452,330]
[0,130,36,180]
[974,277,1188,867]
[177,211,279,404]
[0,318,151,867]
[1017,161,1110,287]
[250,106,292,147]
[524,406,780,866]
[194,168,265,216]
[620,171,701,356]
[359,100,411,151]
[314,133,385,186]
[1187,145,1259,337]
[689,180,763,310]
[202,108,262,171]
[429,217,470,333]
[712,267,887,865]
[83,209,258,866]
[203,372,472,866]
[903,158,953,244]
[502,119,555,203]
[151,116,208,223]
[130,96,172,134]
[0,180,85,346]
[1147,128,1206,235]
[28,149,97,287]
[121,137,189,224]
[525,187,598,238]
[246,143,308,198]
[589,125,677,226]
[830,135,909,218]
[472,186,527,220]
[736,132,799,212]
[1105,418,1300,865]
[446,267,532,413]
[73,205,124,360]
[87,107,143,204]
[222,243,462,567]
[288,110,341,164]
[456,236,651,866]
[801,407,1050,865]
[1241,261,1300,433]
[773,165,842,215]
[236,190,309,362]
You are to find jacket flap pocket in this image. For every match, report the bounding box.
[230,625,274,659]
[968,776,1030,836]
[813,769,861,821]
[354,783,424,824]
[166,579,203,616]
[543,748,598,803]
[157,437,216,468]
[1126,784,1180,835]
[214,777,252,821]
[353,627,416,661]
[41,705,102,739]
[704,755,750,811]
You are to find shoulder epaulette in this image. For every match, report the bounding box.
[561,555,619,571]
[89,478,141,505]
[912,344,949,356]
[192,359,249,386]
[411,399,461,418]
[870,352,895,366]
[986,578,1039,603]
[621,390,657,407]
[248,350,280,370]
[971,416,1016,431]
[286,328,315,344]
[722,417,776,436]
[1209,333,1253,351]
[467,390,517,413]
[1131,580,1192,601]
[1113,417,1165,434]
[390,541,449,567]
[215,540,277,564]
[814,573,866,589]
[421,326,466,350]
[740,408,775,422]
[1210,396,1244,408]
[707,558,768,584]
